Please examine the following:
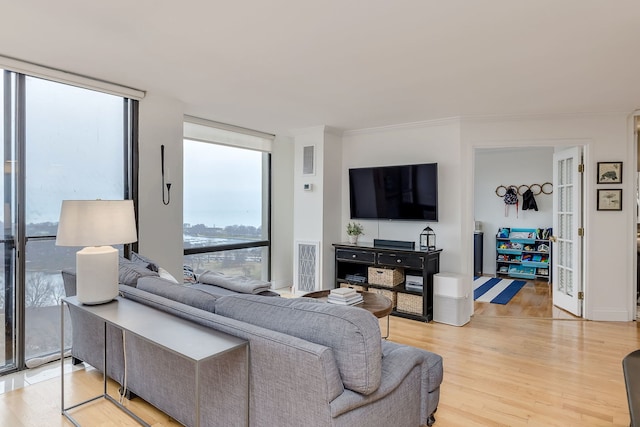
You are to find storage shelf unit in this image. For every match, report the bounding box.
[333,242,441,322]
[495,228,551,281]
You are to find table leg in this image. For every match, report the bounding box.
[382,315,390,339]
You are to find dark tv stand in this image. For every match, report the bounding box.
[333,242,441,322]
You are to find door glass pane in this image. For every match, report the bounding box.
[24,77,125,361]
[565,158,573,185]
[566,184,573,211]
[557,268,565,293]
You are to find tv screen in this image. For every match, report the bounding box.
[349,163,438,221]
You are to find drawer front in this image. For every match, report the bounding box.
[377,252,424,269]
[336,249,376,263]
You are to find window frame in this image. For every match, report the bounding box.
[182,120,273,281]
[0,67,138,374]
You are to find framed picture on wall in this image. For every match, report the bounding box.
[597,162,622,184]
[597,189,622,211]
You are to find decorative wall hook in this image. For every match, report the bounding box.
[161,145,171,205]
[495,182,552,197]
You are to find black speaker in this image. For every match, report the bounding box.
[373,239,415,250]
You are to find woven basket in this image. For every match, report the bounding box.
[397,293,423,315]
[371,288,397,307]
[367,267,404,288]
[340,283,368,293]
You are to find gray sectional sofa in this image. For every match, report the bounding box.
[62,256,443,427]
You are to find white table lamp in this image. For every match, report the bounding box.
[56,200,137,305]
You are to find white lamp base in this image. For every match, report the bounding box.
[76,246,119,305]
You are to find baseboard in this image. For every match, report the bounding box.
[589,309,632,321]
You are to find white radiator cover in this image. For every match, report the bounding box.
[293,241,320,295]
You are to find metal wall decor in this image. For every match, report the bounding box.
[495,182,553,197]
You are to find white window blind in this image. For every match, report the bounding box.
[0,55,145,100]
[184,115,274,152]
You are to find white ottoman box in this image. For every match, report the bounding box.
[433,273,470,326]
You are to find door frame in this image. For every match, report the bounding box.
[632,113,640,319]
[470,140,589,319]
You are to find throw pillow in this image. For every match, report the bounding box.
[137,276,218,312]
[119,257,159,287]
[197,270,271,294]
[183,265,197,284]
[129,251,159,272]
[158,267,179,284]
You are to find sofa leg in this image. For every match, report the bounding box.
[71,357,83,366]
[119,387,138,400]
[426,408,437,426]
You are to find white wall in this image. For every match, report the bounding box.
[292,126,342,292]
[322,130,343,288]
[136,95,295,288]
[474,147,554,275]
[462,113,634,321]
[271,135,294,289]
[137,94,185,281]
[341,119,463,274]
[134,95,635,321]
[339,113,635,321]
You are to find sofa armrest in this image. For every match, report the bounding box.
[62,268,77,296]
[329,340,442,424]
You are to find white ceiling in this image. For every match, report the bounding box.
[3,0,640,135]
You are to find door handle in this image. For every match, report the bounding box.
[549,236,557,243]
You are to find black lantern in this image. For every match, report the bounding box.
[420,226,436,251]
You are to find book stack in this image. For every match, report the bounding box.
[327,288,363,305]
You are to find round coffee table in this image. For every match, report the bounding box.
[302,289,393,337]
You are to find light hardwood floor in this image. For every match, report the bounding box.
[1,283,637,426]
[474,278,579,319]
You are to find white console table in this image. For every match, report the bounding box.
[61,296,248,427]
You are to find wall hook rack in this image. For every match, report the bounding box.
[495,182,552,197]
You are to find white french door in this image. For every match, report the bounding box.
[552,146,583,316]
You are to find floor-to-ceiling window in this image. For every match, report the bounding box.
[1,68,137,374]
[183,118,272,281]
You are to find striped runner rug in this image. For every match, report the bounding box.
[473,276,527,305]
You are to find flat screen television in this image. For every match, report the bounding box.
[349,163,438,221]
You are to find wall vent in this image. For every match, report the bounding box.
[302,145,315,175]
[293,241,320,295]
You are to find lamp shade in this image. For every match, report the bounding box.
[56,200,137,247]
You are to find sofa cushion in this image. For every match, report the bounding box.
[215,294,382,395]
[137,277,219,312]
[119,257,159,286]
[190,283,280,298]
[197,270,272,294]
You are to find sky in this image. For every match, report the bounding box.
[183,141,263,228]
[1,73,264,229]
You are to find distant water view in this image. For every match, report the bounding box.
[183,223,265,279]
[183,223,263,248]
[0,221,265,363]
